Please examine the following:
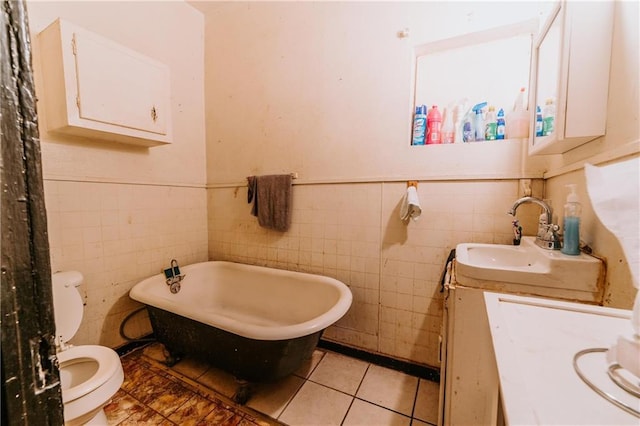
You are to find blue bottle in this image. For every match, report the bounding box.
[412,105,427,145]
[561,184,582,255]
[496,108,505,140]
[535,106,543,137]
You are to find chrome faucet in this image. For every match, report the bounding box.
[507,196,561,250]
[164,259,185,293]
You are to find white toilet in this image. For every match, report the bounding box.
[52,271,124,426]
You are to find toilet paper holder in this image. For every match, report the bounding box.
[407,181,418,188]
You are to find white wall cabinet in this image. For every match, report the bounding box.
[38,19,172,147]
[528,1,614,155]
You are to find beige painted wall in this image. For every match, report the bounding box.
[543,1,639,310]
[199,1,551,184]
[27,1,207,348]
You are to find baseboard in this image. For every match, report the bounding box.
[318,339,440,383]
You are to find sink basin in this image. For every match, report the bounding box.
[464,244,539,268]
[455,237,604,298]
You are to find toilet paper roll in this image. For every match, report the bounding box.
[400,186,422,221]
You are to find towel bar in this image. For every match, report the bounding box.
[247,173,298,184]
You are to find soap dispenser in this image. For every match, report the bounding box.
[561,184,582,255]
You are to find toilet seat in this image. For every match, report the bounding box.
[57,345,122,404]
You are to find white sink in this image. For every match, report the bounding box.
[455,237,604,297]
[463,244,540,268]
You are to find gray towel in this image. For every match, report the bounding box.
[247,174,293,232]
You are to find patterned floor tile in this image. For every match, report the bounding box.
[167,393,217,425]
[112,342,437,426]
[104,389,145,425]
[121,360,155,393]
[172,356,211,380]
[115,404,174,425]
[128,372,175,405]
[147,381,197,417]
[196,403,244,426]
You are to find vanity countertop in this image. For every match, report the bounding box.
[484,292,639,425]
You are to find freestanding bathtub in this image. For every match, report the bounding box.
[129,261,352,386]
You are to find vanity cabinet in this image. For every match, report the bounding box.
[38,19,172,147]
[528,1,614,155]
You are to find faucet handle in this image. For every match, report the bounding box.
[538,214,548,226]
[512,220,522,246]
[542,224,562,250]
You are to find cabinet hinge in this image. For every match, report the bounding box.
[76,95,80,109]
[71,34,77,55]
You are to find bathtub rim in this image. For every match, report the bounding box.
[129,260,352,341]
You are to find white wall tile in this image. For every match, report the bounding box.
[207,179,538,366]
[46,181,208,348]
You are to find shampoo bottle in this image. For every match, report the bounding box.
[561,184,581,255]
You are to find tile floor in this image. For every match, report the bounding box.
[107,343,439,425]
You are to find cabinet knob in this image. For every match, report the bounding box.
[150,106,158,122]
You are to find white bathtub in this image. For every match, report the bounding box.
[129,261,352,383]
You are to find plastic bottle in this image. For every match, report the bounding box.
[442,107,455,144]
[506,87,529,138]
[496,108,506,140]
[542,98,556,136]
[535,106,543,137]
[485,106,497,141]
[471,102,487,142]
[561,184,581,255]
[426,105,442,144]
[462,110,474,142]
[453,99,468,144]
[411,105,427,145]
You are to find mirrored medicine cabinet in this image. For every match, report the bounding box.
[528,1,614,155]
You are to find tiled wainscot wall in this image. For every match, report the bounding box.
[208,179,542,367]
[45,179,209,348]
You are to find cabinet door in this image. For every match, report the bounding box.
[529,1,614,155]
[38,18,172,147]
[73,28,169,135]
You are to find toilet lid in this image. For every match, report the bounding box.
[52,271,84,344]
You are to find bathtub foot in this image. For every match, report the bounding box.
[161,346,182,367]
[232,380,253,405]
